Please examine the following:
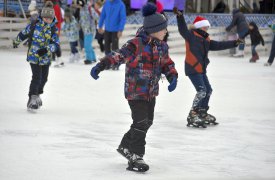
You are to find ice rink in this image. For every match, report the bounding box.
[0,49,275,180]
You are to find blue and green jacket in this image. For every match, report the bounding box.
[14,17,60,65]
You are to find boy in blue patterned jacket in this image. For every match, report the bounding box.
[13,1,60,111]
[90,3,178,172]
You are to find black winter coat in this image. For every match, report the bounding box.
[245,22,265,46]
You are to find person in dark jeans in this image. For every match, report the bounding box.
[226,9,249,57]
[13,1,60,110]
[98,0,127,55]
[264,23,275,66]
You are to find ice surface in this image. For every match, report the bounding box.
[0,49,275,180]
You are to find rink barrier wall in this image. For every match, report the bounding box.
[0,16,274,56]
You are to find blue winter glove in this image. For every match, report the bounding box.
[168,76,177,92]
[90,64,101,80]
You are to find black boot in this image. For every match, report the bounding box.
[187,110,207,128]
[127,153,149,172]
[199,108,218,125]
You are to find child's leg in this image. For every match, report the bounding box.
[188,74,207,111]
[120,99,156,157]
[38,64,50,95]
[29,63,42,97]
[200,74,212,109]
[251,45,257,56]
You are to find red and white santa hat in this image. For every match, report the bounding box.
[193,16,211,29]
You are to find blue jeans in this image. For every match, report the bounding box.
[238,30,248,51]
[84,34,96,61]
[188,73,212,110]
[251,45,258,56]
[70,41,78,54]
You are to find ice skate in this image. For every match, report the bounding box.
[199,109,218,125]
[233,50,244,58]
[264,62,271,66]
[117,145,132,160]
[37,95,42,107]
[53,57,65,68]
[74,53,80,62]
[187,110,207,128]
[127,153,149,172]
[27,95,39,112]
[69,54,75,63]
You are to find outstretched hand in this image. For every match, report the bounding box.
[173,7,182,16]
[235,38,244,46]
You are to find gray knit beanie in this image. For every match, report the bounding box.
[41,1,55,19]
[142,3,167,34]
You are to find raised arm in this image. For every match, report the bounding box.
[174,7,192,40]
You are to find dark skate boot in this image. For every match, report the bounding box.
[127,153,149,172]
[199,108,218,125]
[27,95,39,111]
[117,145,132,160]
[187,110,207,128]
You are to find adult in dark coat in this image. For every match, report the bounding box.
[226,9,249,57]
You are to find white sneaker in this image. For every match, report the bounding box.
[69,54,74,63]
[233,51,244,57]
[74,53,80,62]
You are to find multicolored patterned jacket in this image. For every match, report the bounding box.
[100,29,178,101]
[14,17,59,65]
[80,5,96,36]
[62,16,79,42]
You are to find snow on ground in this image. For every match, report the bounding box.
[0,49,275,180]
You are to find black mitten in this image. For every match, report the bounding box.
[37,48,48,57]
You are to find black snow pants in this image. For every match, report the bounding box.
[28,63,50,97]
[119,98,156,156]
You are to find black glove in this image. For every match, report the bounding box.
[13,40,18,48]
[37,48,48,57]
[173,7,182,16]
[235,38,244,46]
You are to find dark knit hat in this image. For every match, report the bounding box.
[142,3,167,34]
[41,1,55,19]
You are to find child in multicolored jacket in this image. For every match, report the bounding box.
[13,1,60,111]
[75,0,96,65]
[174,7,243,128]
[90,3,178,172]
[63,7,80,62]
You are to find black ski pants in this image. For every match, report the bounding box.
[29,63,50,97]
[104,31,119,55]
[120,98,156,156]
